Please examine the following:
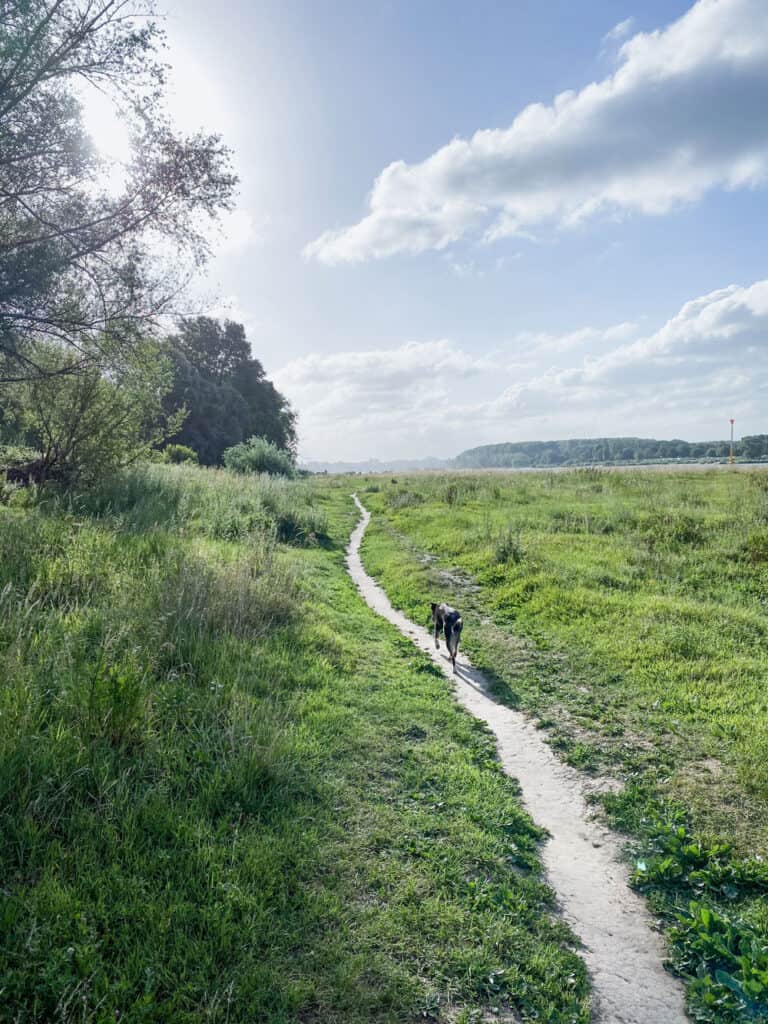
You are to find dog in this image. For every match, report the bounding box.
[430,601,463,672]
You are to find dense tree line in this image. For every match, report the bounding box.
[740,435,768,460]
[454,436,768,469]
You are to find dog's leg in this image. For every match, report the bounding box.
[434,617,441,649]
[448,623,460,672]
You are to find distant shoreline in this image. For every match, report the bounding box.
[313,460,768,476]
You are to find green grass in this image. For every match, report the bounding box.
[347,469,768,1022]
[0,465,590,1023]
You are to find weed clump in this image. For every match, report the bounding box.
[493,528,525,565]
[627,813,768,1021]
[387,489,424,509]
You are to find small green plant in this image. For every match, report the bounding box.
[493,528,525,564]
[223,436,296,477]
[669,903,768,1021]
[444,482,460,505]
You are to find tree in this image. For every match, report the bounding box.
[162,317,297,464]
[161,348,250,465]
[0,0,237,384]
[163,443,197,464]
[174,317,251,384]
[232,362,297,455]
[6,338,180,481]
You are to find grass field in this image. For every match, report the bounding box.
[350,468,768,1022]
[0,465,591,1023]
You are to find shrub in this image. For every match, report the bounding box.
[163,443,198,464]
[223,436,296,477]
[0,444,40,469]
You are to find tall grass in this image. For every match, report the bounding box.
[0,469,310,1019]
[49,462,328,543]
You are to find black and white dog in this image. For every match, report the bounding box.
[430,602,463,672]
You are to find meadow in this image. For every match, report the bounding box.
[0,464,590,1023]
[355,468,768,1022]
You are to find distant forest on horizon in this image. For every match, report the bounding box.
[454,434,768,469]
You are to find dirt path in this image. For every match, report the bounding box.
[346,495,688,1024]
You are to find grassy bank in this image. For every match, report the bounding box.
[350,469,768,1022]
[0,465,589,1023]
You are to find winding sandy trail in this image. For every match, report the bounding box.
[346,495,688,1024]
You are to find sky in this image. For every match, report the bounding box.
[86,0,768,461]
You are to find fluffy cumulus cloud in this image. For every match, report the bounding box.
[273,340,497,458]
[277,280,768,460]
[490,279,768,424]
[305,0,768,263]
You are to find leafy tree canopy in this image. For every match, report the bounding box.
[3,338,180,482]
[0,0,237,384]
[162,317,297,465]
[174,317,253,383]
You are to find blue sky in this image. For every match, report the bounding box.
[134,0,768,459]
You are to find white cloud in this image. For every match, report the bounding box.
[273,339,497,458]
[602,17,635,48]
[305,0,768,264]
[514,321,640,354]
[489,279,768,422]
[278,280,768,459]
[448,258,484,278]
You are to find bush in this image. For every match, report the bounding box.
[494,528,525,564]
[163,443,198,464]
[223,436,296,478]
[0,444,40,469]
